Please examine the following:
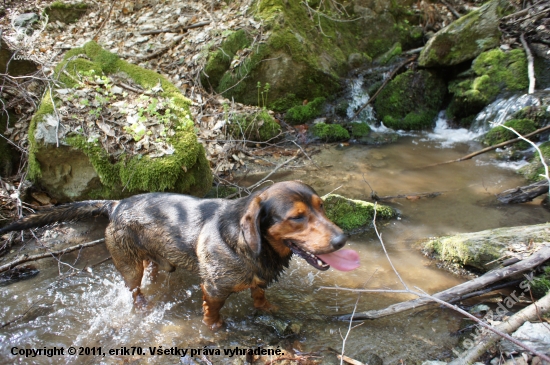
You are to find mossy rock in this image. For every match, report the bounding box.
[374,70,446,130]
[520,141,550,182]
[418,0,513,67]
[285,97,326,125]
[422,224,550,271]
[203,0,424,110]
[311,123,350,142]
[447,48,529,125]
[28,41,212,202]
[322,194,396,234]
[532,266,550,298]
[229,110,281,142]
[483,119,536,150]
[44,2,88,24]
[350,122,371,138]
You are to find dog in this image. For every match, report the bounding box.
[0,181,360,328]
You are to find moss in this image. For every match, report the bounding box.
[285,97,326,124]
[322,194,395,234]
[311,123,349,142]
[229,110,281,142]
[447,49,528,123]
[532,267,550,298]
[201,30,252,91]
[520,141,550,181]
[350,122,371,138]
[375,42,402,65]
[483,119,536,150]
[374,70,446,130]
[44,2,88,24]
[30,41,212,200]
[270,93,302,112]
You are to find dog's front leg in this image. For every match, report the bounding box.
[251,287,277,312]
[200,284,226,330]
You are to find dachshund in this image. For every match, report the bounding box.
[0,181,360,329]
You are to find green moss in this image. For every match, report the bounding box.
[532,267,550,298]
[375,42,402,65]
[30,41,212,199]
[483,119,536,150]
[374,70,446,130]
[44,1,88,24]
[322,194,396,234]
[520,141,550,181]
[285,97,326,124]
[229,110,281,142]
[350,122,371,138]
[447,49,528,123]
[311,123,349,142]
[269,93,302,112]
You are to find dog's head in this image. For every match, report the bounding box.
[240,181,359,271]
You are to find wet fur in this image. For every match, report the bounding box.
[0,181,346,328]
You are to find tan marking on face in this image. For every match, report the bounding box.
[265,197,342,255]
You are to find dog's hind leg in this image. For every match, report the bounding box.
[105,226,148,309]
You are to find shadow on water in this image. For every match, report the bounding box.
[1,136,550,364]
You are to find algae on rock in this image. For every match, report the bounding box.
[322,194,396,234]
[29,41,212,202]
[422,224,550,271]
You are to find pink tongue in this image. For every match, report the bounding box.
[318,249,360,271]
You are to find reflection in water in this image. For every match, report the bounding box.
[1,137,549,364]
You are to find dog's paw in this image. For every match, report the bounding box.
[202,315,224,331]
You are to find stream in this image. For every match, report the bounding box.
[2,119,550,364]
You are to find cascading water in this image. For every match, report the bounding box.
[469,91,550,133]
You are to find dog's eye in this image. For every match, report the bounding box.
[289,215,306,222]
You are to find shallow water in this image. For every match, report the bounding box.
[2,135,550,365]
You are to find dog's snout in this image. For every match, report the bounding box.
[330,233,347,250]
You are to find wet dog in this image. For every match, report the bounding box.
[0,181,360,328]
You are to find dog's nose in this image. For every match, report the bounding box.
[330,233,347,249]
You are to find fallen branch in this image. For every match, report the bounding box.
[520,33,536,94]
[448,292,550,365]
[349,55,417,121]
[139,21,211,36]
[425,124,550,167]
[496,180,548,204]
[375,191,441,201]
[440,0,461,19]
[328,245,550,320]
[0,238,106,273]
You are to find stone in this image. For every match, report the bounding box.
[13,13,39,28]
[418,0,513,67]
[500,322,550,354]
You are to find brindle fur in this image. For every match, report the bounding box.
[0,181,347,328]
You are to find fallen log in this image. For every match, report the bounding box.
[336,245,550,321]
[497,180,549,204]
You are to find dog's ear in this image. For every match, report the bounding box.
[240,195,262,256]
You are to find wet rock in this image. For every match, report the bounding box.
[322,194,396,234]
[419,0,513,67]
[373,70,446,130]
[254,314,301,338]
[422,224,550,271]
[500,321,550,354]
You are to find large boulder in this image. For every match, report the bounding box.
[28,42,212,202]
[418,0,513,67]
[201,0,423,110]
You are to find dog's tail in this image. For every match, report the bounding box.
[0,200,117,235]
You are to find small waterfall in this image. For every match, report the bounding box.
[423,111,485,148]
[346,74,376,123]
[469,92,549,133]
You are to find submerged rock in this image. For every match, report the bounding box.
[422,224,550,270]
[418,0,513,67]
[29,41,212,202]
[500,321,550,354]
